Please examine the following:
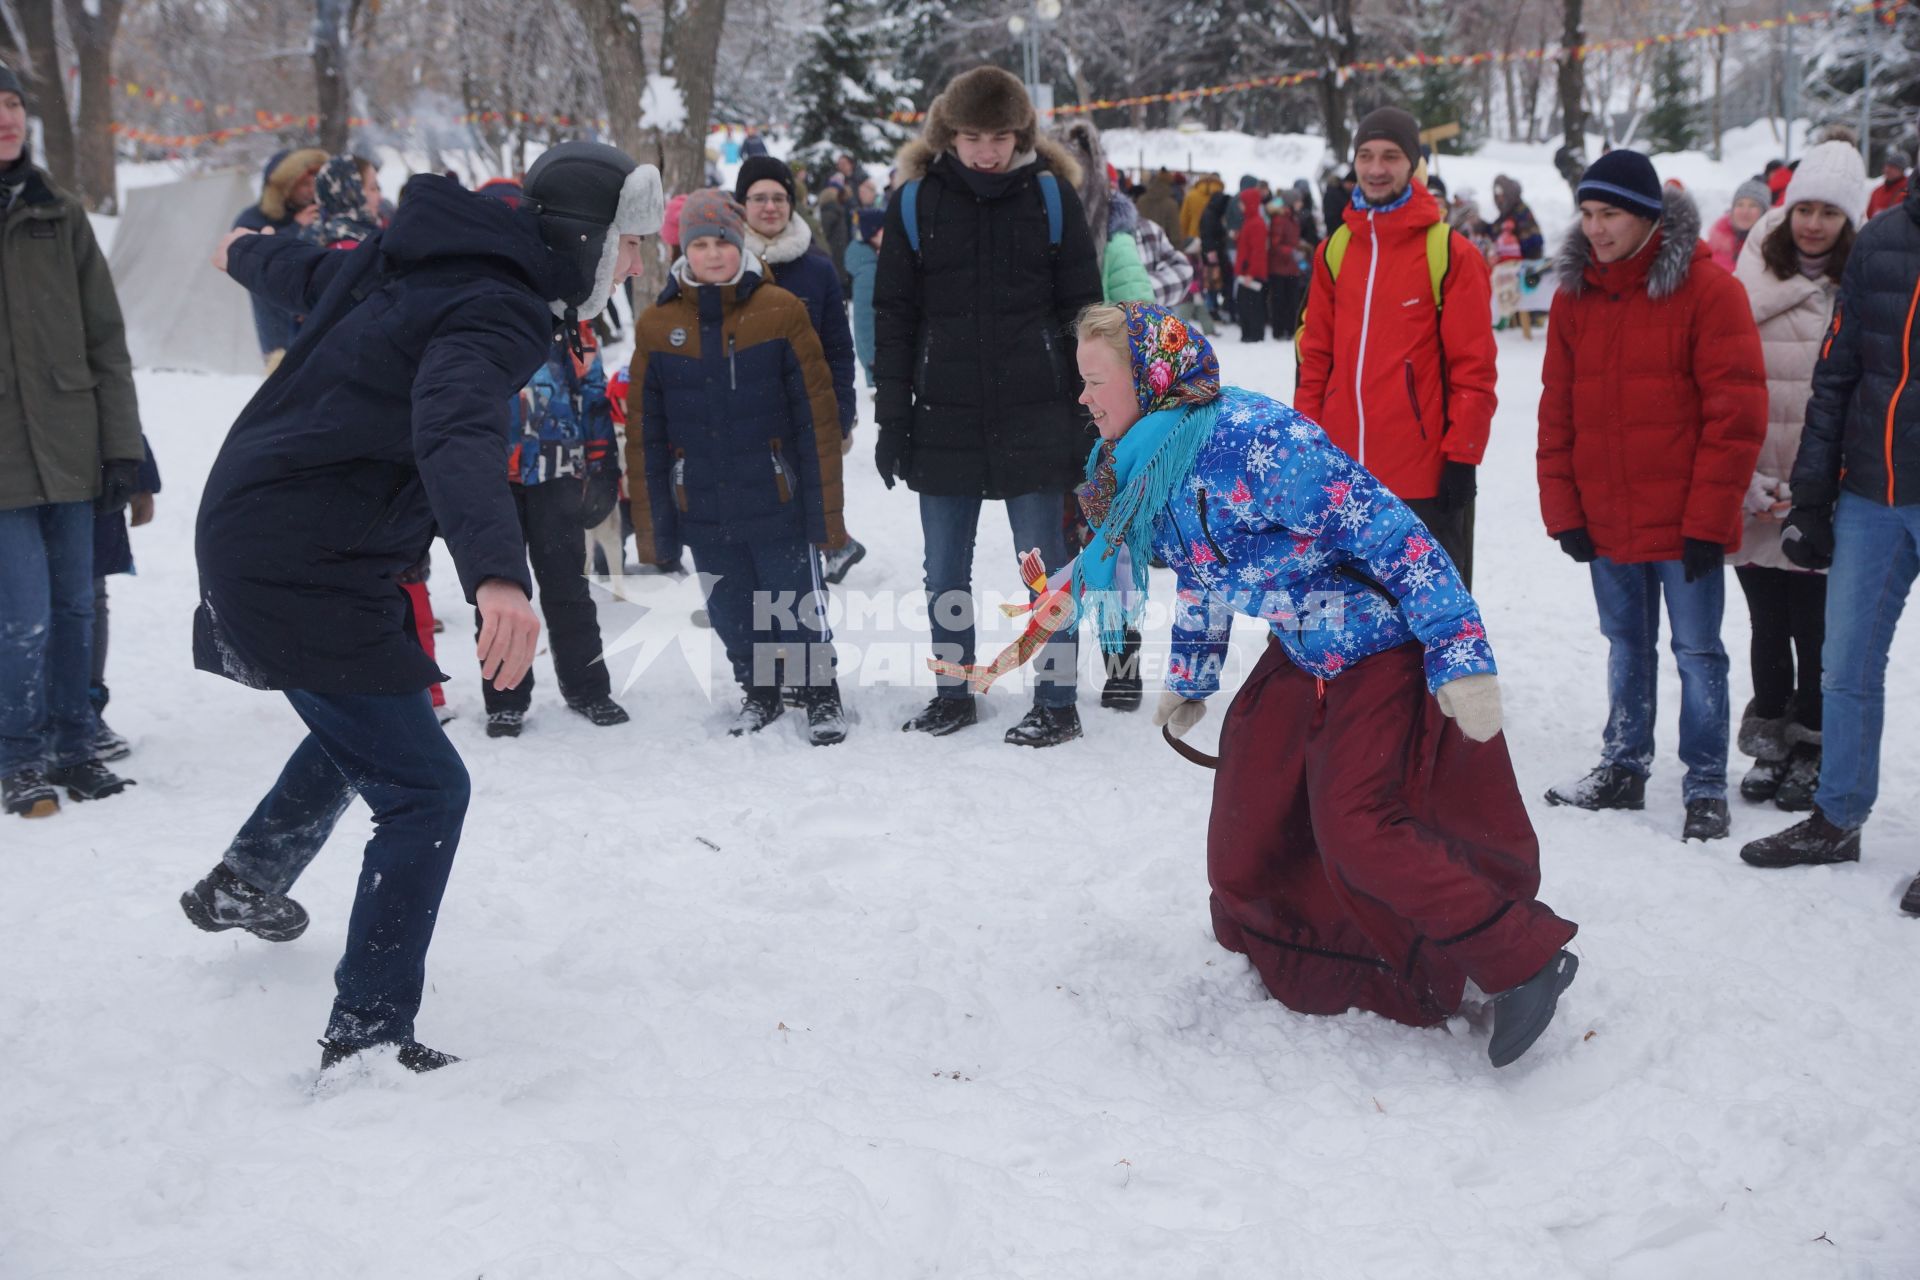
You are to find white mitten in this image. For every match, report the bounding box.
[1435,674,1503,743]
[1153,691,1207,739]
[1744,472,1779,516]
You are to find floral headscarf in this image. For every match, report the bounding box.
[1123,303,1220,414]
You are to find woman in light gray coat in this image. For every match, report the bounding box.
[1730,141,1866,809]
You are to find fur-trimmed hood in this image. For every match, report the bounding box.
[1555,185,1703,299]
[260,148,326,222]
[890,135,1083,191]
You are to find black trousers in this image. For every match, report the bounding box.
[1735,564,1825,728]
[475,480,611,713]
[1267,274,1304,338]
[1236,282,1267,343]
[1403,495,1476,591]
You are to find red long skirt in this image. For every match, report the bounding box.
[1207,640,1576,1027]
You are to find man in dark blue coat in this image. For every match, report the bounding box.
[180,143,663,1072]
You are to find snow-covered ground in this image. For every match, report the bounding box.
[5,326,1919,1277]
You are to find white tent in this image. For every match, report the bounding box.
[108,169,263,377]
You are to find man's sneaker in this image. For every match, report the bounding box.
[1900,872,1920,916]
[319,1038,460,1074]
[730,688,784,736]
[92,720,131,762]
[179,863,310,942]
[566,695,630,727]
[1545,764,1646,811]
[1682,797,1731,842]
[1488,950,1579,1068]
[46,760,133,801]
[820,538,867,585]
[1772,745,1820,813]
[3,768,59,819]
[485,709,525,739]
[1739,809,1862,868]
[903,695,977,737]
[1004,703,1083,748]
[1740,757,1789,803]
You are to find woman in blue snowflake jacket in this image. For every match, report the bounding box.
[1071,302,1580,1068]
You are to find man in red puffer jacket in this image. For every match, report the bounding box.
[1296,107,1497,584]
[1537,149,1767,844]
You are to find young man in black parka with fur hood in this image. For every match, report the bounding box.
[873,66,1102,748]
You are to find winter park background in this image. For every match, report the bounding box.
[6,0,1920,1275]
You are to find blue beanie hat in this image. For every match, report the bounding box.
[1577,150,1664,220]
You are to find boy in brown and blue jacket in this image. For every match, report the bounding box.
[627,189,849,744]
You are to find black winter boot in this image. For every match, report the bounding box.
[1488,950,1579,1068]
[1737,698,1792,762]
[1682,797,1731,842]
[92,720,131,763]
[1900,872,1920,917]
[1099,629,1144,712]
[1740,757,1789,803]
[1004,703,1083,748]
[46,759,134,801]
[485,709,525,739]
[803,682,848,746]
[1772,744,1820,813]
[1739,809,1862,868]
[566,695,631,727]
[1545,764,1646,811]
[903,695,976,737]
[319,1038,460,1074]
[3,767,59,819]
[180,863,310,942]
[730,687,784,736]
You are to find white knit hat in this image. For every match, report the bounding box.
[1782,140,1870,228]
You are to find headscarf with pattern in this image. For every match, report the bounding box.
[1072,303,1222,653]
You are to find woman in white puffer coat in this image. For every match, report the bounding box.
[1731,141,1867,810]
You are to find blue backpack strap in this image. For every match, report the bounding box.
[1037,172,1062,248]
[901,178,922,256]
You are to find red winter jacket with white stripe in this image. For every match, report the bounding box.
[1294,181,1497,502]
[1537,189,1768,562]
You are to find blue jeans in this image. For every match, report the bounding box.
[1588,557,1730,802]
[222,689,470,1048]
[691,536,837,690]
[1815,492,1920,828]
[920,491,1077,707]
[0,502,96,774]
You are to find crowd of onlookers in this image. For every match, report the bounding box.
[6,53,1919,920]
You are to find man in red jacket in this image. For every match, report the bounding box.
[1866,147,1909,222]
[1296,107,1496,584]
[1537,150,1767,843]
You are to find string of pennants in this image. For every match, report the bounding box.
[101,0,1905,147]
[102,73,783,149]
[892,0,1907,122]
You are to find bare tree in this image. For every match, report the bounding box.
[1558,0,1586,172]
[10,0,127,210]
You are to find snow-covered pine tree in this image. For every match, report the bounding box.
[1405,0,1477,154]
[1802,4,1920,164]
[1644,43,1698,155]
[789,0,913,170]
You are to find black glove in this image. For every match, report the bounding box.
[97,459,141,516]
[580,437,619,529]
[1556,528,1597,564]
[1438,460,1477,512]
[1782,505,1836,570]
[875,425,911,491]
[1682,537,1724,583]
